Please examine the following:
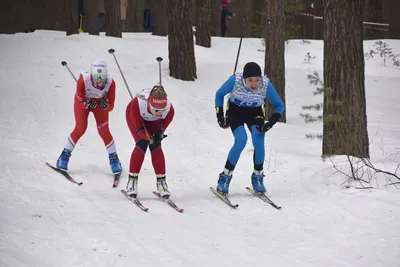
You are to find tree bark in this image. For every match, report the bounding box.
[151,0,168,36]
[386,0,400,39]
[264,0,286,122]
[323,0,369,158]
[252,0,265,38]
[196,0,211,47]
[209,0,220,36]
[105,0,122,37]
[167,0,197,81]
[125,0,146,32]
[54,0,66,31]
[65,0,79,36]
[227,0,253,37]
[83,0,100,35]
[363,0,385,39]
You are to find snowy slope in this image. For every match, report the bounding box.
[0,31,399,267]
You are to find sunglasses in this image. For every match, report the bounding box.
[150,106,166,113]
[92,73,107,79]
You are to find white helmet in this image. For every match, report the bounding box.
[90,59,108,75]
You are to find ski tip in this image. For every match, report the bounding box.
[78,182,83,186]
[152,191,161,197]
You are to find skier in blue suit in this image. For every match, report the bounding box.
[214,62,285,195]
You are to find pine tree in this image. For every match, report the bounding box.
[167,0,197,81]
[323,0,369,158]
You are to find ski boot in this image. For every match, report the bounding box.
[156,175,170,198]
[56,149,72,170]
[251,170,266,193]
[109,152,122,174]
[217,172,232,195]
[126,173,138,198]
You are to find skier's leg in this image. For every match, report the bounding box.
[216,104,247,193]
[56,102,89,170]
[68,102,90,150]
[126,107,150,175]
[93,109,122,173]
[248,107,267,193]
[149,141,170,197]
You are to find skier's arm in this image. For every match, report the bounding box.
[105,80,116,111]
[161,105,175,131]
[129,98,148,140]
[75,74,87,109]
[266,81,285,121]
[215,75,235,107]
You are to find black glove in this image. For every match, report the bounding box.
[85,99,97,109]
[216,106,229,129]
[153,129,165,144]
[99,98,108,109]
[257,113,281,133]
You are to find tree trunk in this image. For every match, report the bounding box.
[125,0,146,32]
[65,0,79,36]
[191,0,197,26]
[264,0,286,122]
[387,0,400,39]
[323,0,369,158]
[285,0,305,40]
[363,0,385,39]
[196,0,211,47]
[54,0,66,31]
[167,0,197,81]
[151,0,168,36]
[209,0,220,36]
[105,0,122,37]
[227,0,253,37]
[83,0,100,35]
[252,0,265,38]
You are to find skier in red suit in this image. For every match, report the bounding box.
[56,60,122,174]
[125,85,175,198]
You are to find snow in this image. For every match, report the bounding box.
[0,31,399,267]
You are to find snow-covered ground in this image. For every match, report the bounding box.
[0,31,399,267]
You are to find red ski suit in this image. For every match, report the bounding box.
[126,96,174,175]
[67,73,116,151]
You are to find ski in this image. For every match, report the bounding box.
[246,187,282,210]
[46,162,83,186]
[152,191,184,213]
[112,173,121,188]
[121,189,149,212]
[209,187,239,209]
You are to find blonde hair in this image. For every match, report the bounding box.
[136,85,167,100]
[150,85,167,98]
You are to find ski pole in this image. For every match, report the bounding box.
[156,57,163,85]
[233,16,247,74]
[108,48,134,100]
[108,48,153,142]
[263,19,272,118]
[61,61,77,82]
